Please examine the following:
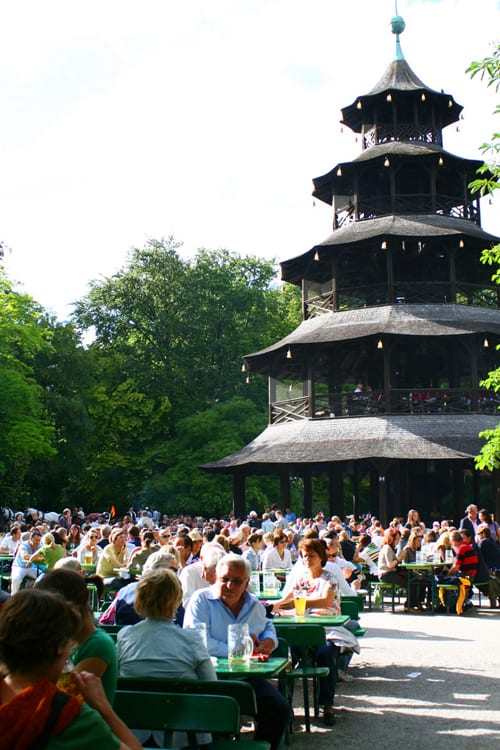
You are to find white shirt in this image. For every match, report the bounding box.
[286,559,354,596]
[261,546,292,571]
[179,561,209,607]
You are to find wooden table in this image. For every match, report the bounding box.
[399,561,447,613]
[215,656,289,679]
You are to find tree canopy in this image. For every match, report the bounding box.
[467,44,500,470]
[70,239,301,510]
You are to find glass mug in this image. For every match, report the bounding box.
[227,623,254,666]
[293,589,307,616]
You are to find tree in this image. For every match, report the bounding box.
[72,239,301,510]
[27,321,95,508]
[467,44,500,469]
[141,396,277,517]
[0,272,56,504]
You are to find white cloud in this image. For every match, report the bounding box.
[1,0,499,319]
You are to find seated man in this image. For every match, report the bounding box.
[477,524,500,608]
[179,543,226,608]
[183,554,290,750]
[437,530,478,612]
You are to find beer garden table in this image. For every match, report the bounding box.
[399,561,448,613]
[214,656,289,679]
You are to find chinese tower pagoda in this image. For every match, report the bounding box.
[204,15,500,525]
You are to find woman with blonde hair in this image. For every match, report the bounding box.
[117,568,216,747]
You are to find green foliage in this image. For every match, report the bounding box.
[0,237,302,512]
[0,272,56,504]
[25,321,96,508]
[138,397,269,517]
[72,239,301,511]
[468,45,500,471]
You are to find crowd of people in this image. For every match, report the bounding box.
[0,502,499,747]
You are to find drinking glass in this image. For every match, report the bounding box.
[227,623,253,666]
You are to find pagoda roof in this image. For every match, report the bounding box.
[282,214,500,285]
[340,17,462,132]
[244,304,500,372]
[201,414,496,472]
[313,143,483,205]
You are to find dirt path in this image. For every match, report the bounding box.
[289,606,500,749]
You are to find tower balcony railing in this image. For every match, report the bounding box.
[304,282,499,317]
[335,194,479,228]
[269,388,499,423]
[363,124,442,149]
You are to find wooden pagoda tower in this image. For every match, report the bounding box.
[204,15,500,525]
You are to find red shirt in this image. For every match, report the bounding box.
[455,542,478,578]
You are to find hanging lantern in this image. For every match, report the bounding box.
[377,339,384,350]
[286,348,293,359]
[386,93,392,102]
[314,250,320,261]
[384,157,390,167]
[484,338,489,348]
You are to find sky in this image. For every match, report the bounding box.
[1,0,500,322]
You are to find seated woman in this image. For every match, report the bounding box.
[117,568,216,747]
[272,538,359,725]
[31,532,66,571]
[36,569,118,703]
[76,530,102,566]
[378,528,409,607]
[96,528,130,590]
[261,530,292,573]
[398,530,429,609]
[127,530,157,570]
[242,532,264,571]
[0,588,140,750]
[117,568,215,679]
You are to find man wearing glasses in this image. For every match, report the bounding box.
[184,554,290,750]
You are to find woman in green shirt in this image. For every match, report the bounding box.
[37,569,118,702]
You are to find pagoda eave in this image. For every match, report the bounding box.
[201,415,495,473]
[243,303,500,373]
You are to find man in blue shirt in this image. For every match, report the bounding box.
[184,554,290,750]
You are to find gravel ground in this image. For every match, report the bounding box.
[287,604,500,749]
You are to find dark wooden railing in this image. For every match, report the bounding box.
[363,124,443,148]
[270,388,499,423]
[304,282,499,317]
[335,193,479,228]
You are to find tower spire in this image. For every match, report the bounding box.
[391,9,406,62]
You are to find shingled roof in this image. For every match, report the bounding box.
[313,144,483,205]
[201,414,497,473]
[244,304,500,371]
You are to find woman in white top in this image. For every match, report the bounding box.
[261,530,292,571]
